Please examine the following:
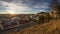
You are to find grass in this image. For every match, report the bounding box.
[7,19,60,34]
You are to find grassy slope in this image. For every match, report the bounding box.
[8,20,60,34]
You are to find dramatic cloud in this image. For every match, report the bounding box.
[0,0,55,14]
[0,1,32,14]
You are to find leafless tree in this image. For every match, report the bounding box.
[53,0,60,14]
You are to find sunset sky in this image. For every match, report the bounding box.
[0,0,60,14]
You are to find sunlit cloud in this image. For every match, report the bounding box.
[0,0,54,14]
[0,1,32,14]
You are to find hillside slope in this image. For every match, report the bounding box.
[8,20,60,34]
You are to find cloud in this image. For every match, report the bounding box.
[0,1,33,14]
[34,3,49,8]
[0,0,13,2]
[0,0,53,14]
[0,1,8,11]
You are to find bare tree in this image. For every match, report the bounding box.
[51,0,60,19]
[53,0,60,14]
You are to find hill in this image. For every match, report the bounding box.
[7,19,60,34]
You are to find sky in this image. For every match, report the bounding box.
[0,0,59,14]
